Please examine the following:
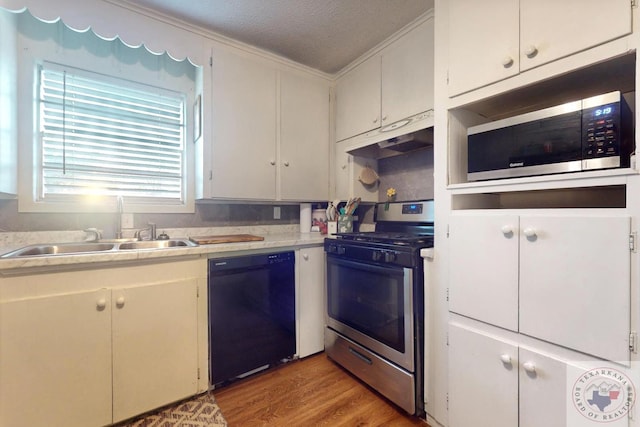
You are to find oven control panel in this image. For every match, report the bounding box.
[372,250,398,263]
[401,203,423,214]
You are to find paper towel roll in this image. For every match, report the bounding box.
[300,203,312,233]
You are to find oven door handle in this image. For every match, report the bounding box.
[348,346,373,365]
[327,255,406,275]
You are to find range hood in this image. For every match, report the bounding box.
[345,110,434,159]
[377,128,433,152]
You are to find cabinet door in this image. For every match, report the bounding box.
[112,280,199,423]
[519,215,631,363]
[280,71,329,201]
[296,246,326,358]
[519,347,568,427]
[520,0,632,71]
[335,56,381,142]
[381,18,433,125]
[447,0,519,96]
[334,140,351,200]
[0,290,112,427]
[449,213,519,330]
[449,322,518,427]
[210,49,277,199]
[334,140,379,202]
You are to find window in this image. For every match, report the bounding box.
[15,10,198,213]
[38,63,186,203]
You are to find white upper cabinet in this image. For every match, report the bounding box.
[209,48,277,200]
[206,47,330,201]
[519,0,632,71]
[447,0,519,97]
[334,139,379,202]
[447,0,632,96]
[335,56,382,142]
[280,70,330,201]
[335,16,434,142]
[381,18,434,127]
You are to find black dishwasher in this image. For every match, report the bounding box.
[208,251,295,386]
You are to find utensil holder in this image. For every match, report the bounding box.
[337,215,353,233]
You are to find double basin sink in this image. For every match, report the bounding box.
[1,238,198,258]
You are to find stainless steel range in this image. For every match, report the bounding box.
[324,199,434,416]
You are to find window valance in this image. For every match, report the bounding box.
[0,0,206,66]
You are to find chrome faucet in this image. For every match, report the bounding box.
[134,222,157,241]
[115,195,124,239]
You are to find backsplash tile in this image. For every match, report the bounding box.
[377,148,434,202]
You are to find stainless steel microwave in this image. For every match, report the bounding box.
[467,91,633,181]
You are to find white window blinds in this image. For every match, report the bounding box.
[38,63,186,202]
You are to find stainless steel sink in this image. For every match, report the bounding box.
[1,238,197,258]
[1,242,116,258]
[117,239,197,250]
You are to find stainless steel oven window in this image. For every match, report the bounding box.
[326,256,414,371]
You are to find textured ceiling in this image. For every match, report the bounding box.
[126,0,433,74]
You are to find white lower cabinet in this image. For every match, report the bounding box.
[449,321,518,427]
[449,319,632,427]
[296,246,325,358]
[0,289,113,427]
[0,259,206,427]
[112,280,199,423]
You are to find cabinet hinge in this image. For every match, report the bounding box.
[197,286,200,298]
[209,56,213,67]
[209,170,213,181]
[446,392,449,410]
[446,224,450,238]
[197,368,201,380]
[446,287,449,302]
[630,331,637,353]
[630,232,637,252]
[632,0,637,8]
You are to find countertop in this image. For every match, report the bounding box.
[0,232,326,273]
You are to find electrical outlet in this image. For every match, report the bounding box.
[121,213,134,229]
[273,206,281,220]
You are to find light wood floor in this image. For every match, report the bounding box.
[214,352,429,427]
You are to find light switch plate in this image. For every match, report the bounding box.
[121,213,134,228]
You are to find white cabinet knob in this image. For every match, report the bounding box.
[500,354,512,365]
[373,117,379,124]
[523,362,536,374]
[501,225,514,235]
[116,296,125,308]
[283,161,290,167]
[303,253,309,260]
[96,298,107,310]
[341,164,347,170]
[502,56,514,67]
[269,160,276,166]
[523,227,537,238]
[382,115,388,122]
[524,45,538,58]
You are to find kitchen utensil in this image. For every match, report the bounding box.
[358,166,379,185]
